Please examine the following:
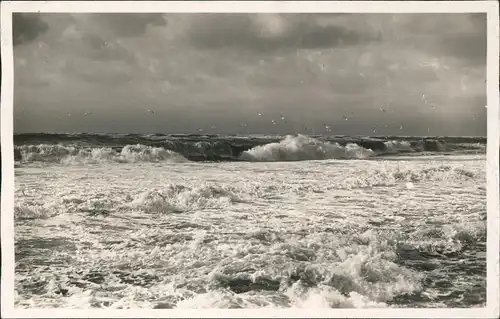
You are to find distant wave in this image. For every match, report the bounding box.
[16,144,188,164]
[383,140,414,154]
[239,135,375,161]
[13,134,486,164]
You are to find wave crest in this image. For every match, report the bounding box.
[383,141,414,154]
[239,135,375,162]
[16,144,188,164]
[127,184,243,213]
[14,135,485,164]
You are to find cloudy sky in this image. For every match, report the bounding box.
[13,13,486,136]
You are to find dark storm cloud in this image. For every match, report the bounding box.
[13,13,49,46]
[433,14,486,65]
[438,33,486,65]
[88,13,167,37]
[185,14,381,52]
[78,34,138,63]
[13,13,487,136]
[398,13,486,65]
[467,12,487,27]
[13,13,167,45]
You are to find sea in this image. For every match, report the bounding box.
[12,133,486,309]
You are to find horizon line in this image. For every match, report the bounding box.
[11,132,488,138]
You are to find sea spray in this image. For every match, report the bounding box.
[239,135,375,161]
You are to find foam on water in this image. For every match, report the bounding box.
[383,141,414,154]
[17,144,188,164]
[239,135,375,161]
[14,154,486,309]
[127,185,244,213]
[330,164,477,189]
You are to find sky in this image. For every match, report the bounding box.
[12,13,487,136]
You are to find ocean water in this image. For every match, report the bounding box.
[13,134,486,309]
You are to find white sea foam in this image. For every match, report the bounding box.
[16,144,188,164]
[383,140,414,154]
[330,164,477,189]
[14,154,486,309]
[239,134,375,161]
[126,185,243,213]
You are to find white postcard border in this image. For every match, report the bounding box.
[1,1,498,318]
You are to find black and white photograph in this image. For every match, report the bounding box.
[1,1,499,316]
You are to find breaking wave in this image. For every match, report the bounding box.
[16,144,188,164]
[126,185,245,213]
[239,135,375,161]
[13,134,485,164]
[15,183,247,220]
[383,140,414,154]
